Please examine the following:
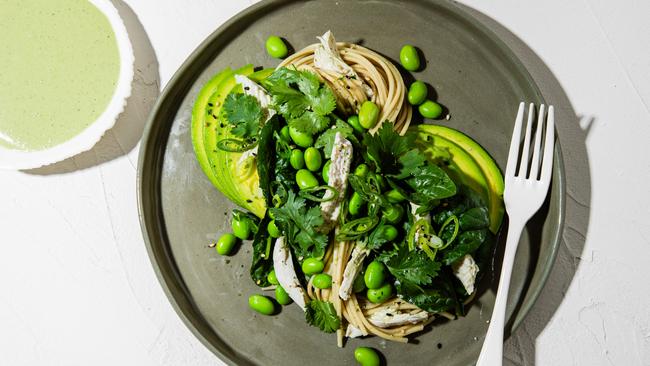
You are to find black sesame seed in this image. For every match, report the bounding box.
[437,343,443,349]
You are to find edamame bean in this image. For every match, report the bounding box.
[418,100,443,119]
[248,294,275,315]
[364,261,387,290]
[232,218,251,240]
[275,285,293,305]
[265,35,288,59]
[381,225,398,241]
[367,282,393,303]
[347,115,364,133]
[267,220,281,238]
[359,101,380,129]
[267,270,279,285]
[312,273,332,289]
[353,271,367,293]
[400,44,421,71]
[354,163,370,178]
[290,149,305,169]
[304,147,322,172]
[386,188,407,203]
[322,160,332,183]
[408,81,427,105]
[302,258,324,275]
[348,192,365,216]
[382,204,404,224]
[216,233,237,255]
[296,169,319,190]
[280,125,291,141]
[354,347,381,366]
[289,127,314,148]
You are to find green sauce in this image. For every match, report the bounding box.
[0,0,120,151]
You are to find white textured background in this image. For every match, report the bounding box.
[1,0,649,365]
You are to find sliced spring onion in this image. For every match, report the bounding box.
[438,214,459,250]
[298,185,339,202]
[336,216,379,241]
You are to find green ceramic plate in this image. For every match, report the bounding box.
[137,1,565,365]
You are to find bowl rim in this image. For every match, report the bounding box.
[0,0,134,170]
[136,0,566,364]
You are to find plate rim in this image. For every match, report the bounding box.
[136,0,566,364]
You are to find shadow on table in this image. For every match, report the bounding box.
[24,0,159,175]
[452,3,594,365]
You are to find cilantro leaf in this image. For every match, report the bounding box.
[263,67,336,134]
[367,221,396,250]
[222,93,264,139]
[269,191,328,258]
[315,118,359,158]
[385,246,441,286]
[305,300,340,333]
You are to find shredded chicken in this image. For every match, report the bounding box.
[452,254,479,295]
[345,324,365,338]
[272,237,308,311]
[338,244,370,301]
[320,133,353,232]
[368,305,429,328]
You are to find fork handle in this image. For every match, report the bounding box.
[476,218,526,366]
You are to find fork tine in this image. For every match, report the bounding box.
[505,102,525,178]
[540,106,555,182]
[517,103,535,177]
[529,104,546,179]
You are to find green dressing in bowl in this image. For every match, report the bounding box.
[0,0,120,151]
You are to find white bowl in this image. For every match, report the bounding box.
[0,0,134,170]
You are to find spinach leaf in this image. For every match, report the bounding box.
[395,280,457,313]
[405,164,457,207]
[459,207,490,231]
[256,116,281,207]
[442,229,488,265]
[384,246,441,286]
[250,215,274,287]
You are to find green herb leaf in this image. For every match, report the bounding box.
[367,221,395,250]
[385,246,441,286]
[458,207,490,231]
[395,279,457,313]
[263,68,336,134]
[222,93,264,139]
[270,191,328,258]
[305,300,341,333]
[256,116,282,207]
[315,119,357,158]
[363,124,417,174]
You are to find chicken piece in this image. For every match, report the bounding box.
[272,237,308,311]
[368,306,429,328]
[345,324,365,338]
[452,254,479,295]
[320,133,353,232]
[338,244,370,301]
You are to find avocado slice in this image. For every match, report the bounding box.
[191,67,233,190]
[415,125,505,233]
[191,66,274,218]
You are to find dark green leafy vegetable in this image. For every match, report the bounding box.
[458,207,490,231]
[367,221,396,250]
[222,93,264,140]
[256,116,282,206]
[270,191,328,258]
[262,68,336,134]
[442,229,488,265]
[363,123,418,175]
[395,280,457,313]
[305,300,341,333]
[250,215,273,287]
[405,164,457,208]
[384,246,441,286]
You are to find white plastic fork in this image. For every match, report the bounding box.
[477,102,555,366]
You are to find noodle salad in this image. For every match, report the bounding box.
[191,31,505,359]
